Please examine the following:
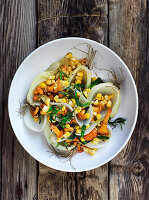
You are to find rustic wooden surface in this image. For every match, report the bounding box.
[0,0,148,200]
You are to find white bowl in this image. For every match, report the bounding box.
[8,37,138,172]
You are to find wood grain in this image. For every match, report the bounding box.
[37,0,109,199]
[109,0,149,199]
[0,1,37,199]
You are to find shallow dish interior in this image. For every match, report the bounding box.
[8,38,138,172]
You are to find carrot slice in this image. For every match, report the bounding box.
[83,128,97,141]
[51,125,63,138]
[97,108,112,135]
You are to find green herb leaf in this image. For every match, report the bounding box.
[59,111,74,128]
[77,101,92,108]
[56,141,69,148]
[81,125,86,138]
[90,77,104,88]
[108,117,126,130]
[46,105,55,113]
[97,135,109,140]
[68,133,76,140]
[38,114,42,124]
[80,140,89,145]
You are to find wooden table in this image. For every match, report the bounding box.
[1,1,148,199]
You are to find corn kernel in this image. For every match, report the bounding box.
[86,124,90,129]
[76,126,80,130]
[84,91,88,98]
[75,106,82,114]
[76,129,81,134]
[77,91,81,97]
[83,146,89,153]
[71,57,77,62]
[86,88,91,93]
[74,60,79,65]
[42,105,49,113]
[64,77,68,80]
[64,131,71,138]
[68,66,72,72]
[109,94,114,99]
[100,101,105,106]
[62,106,66,112]
[96,114,101,120]
[107,100,112,107]
[49,75,55,80]
[72,99,76,104]
[69,61,75,66]
[81,138,85,142]
[93,111,97,116]
[96,93,102,100]
[85,113,90,119]
[72,65,76,69]
[66,124,70,128]
[51,80,55,84]
[34,118,38,122]
[39,82,47,88]
[65,52,72,58]
[45,98,50,106]
[46,79,52,85]
[88,148,97,156]
[104,99,107,104]
[104,95,109,101]
[77,63,81,67]
[68,100,73,106]
[54,95,59,101]
[58,98,67,103]
[75,75,83,80]
[75,80,82,84]
[77,72,83,77]
[91,77,97,82]
[93,99,99,105]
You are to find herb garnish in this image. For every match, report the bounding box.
[81,125,86,138]
[68,133,76,140]
[38,113,42,124]
[56,141,69,148]
[47,105,61,122]
[59,111,74,128]
[97,135,109,140]
[90,77,104,88]
[108,118,126,130]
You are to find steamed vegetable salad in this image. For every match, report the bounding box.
[24,52,124,157]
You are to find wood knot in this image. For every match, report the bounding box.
[16,186,23,198]
[131,161,145,176]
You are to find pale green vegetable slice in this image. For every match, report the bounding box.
[87,83,121,118]
[46,61,60,72]
[68,65,91,88]
[85,125,112,149]
[44,120,75,151]
[24,108,47,132]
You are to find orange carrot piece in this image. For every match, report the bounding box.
[47,84,54,92]
[97,108,112,135]
[51,125,63,138]
[77,144,83,153]
[33,94,39,101]
[77,109,86,120]
[33,90,39,94]
[83,128,97,141]
[70,118,77,124]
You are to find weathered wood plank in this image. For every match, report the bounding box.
[37,0,109,200]
[0,1,37,199]
[109,0,149,199]
[38,0,108,45]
